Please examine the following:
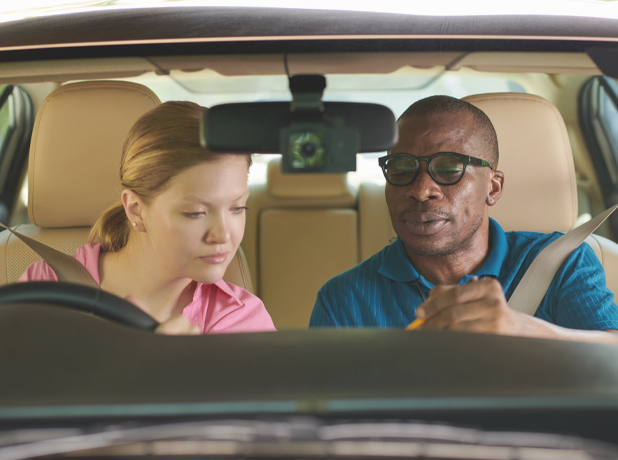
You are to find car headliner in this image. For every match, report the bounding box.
[2,7,618,52]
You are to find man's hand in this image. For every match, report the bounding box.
[410,279,618,344]
[415,278,526,335]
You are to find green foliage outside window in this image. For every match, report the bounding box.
[0,85,11,153]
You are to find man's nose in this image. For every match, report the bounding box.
[205,213,231,245]
[404,163,444,202]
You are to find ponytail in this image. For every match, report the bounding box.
[89,201,131,252]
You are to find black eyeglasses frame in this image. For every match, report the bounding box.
[378,152,493,187]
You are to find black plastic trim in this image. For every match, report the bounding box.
[0,39,615,63]
[0,282,158,330]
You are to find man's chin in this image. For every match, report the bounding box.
[402,219,449,237]
[403,241,458,258]
[397,215,484,259]
[396,225,457,258]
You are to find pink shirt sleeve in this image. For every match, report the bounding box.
[18,260,59,282]
[18,243,102,284]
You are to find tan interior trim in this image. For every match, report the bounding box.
[1,34,618,53]
[0,58,156,84]
[266,158,349,198]
[0,51,600,85]
[455,52,599,75]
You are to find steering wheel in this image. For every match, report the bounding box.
[0,282,159,330]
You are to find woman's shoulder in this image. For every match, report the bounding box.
[18,258,58,282]
[18,242,102,283]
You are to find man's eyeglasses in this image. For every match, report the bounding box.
[378,152,493,187]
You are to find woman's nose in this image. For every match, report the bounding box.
[205,214,231,244]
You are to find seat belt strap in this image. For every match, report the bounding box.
[508,203,618,316]
[0,223,99,288]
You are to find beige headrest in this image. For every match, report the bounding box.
[463,93,577,233]
[28,81,160,228]
[266,157,348,198]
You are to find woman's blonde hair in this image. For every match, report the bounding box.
[89,101,250,252]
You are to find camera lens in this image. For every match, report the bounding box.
[300,142,316,158]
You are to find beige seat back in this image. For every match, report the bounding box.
[464,93,618,296]
[0,81,253,293]
[243,158,358,329]
[358,92,618,297]
[463,93,577,233]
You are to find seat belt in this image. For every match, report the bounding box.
[508,203,618,316]
[1,204,617,309]
[0,223,99,288]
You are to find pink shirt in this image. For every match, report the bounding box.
[18,242,276,334]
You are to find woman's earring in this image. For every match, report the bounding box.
[132,222,137,227]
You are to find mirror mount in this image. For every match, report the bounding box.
[289,75,326,113]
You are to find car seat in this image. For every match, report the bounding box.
[0,80,253,293]
[243,158,358,329]
[358,92,618,297]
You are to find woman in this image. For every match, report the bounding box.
[20,101,275,334]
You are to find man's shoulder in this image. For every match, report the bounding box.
[504,228,564,254]
[320,243,392,291]
[502,227,600,276]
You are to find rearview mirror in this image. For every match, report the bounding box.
[200,75,398,173]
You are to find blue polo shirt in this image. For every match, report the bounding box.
[309,218,618,330]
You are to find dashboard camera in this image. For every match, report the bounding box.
[279,124,357,173]
[278,75,358,173]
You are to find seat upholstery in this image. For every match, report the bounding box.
[244,158,358,329]
[0,80,254,293]
[463,93,578,233]
[464,93,618,297]
[358,92,618,298]
[582,234,618,296]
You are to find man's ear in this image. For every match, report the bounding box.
[121,189,145,231]
[487,169,504,206]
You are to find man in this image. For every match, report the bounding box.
[309,95,618,343]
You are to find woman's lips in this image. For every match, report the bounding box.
[402,212,449,236]
[200,251,229,264]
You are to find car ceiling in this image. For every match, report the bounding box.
[2,7,618,51]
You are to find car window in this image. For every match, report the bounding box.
[578,76,618,235]
[122,72,525,187]
[0,85,33,225]
[0,87,11,154]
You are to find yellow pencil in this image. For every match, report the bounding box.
[406,318,425,330]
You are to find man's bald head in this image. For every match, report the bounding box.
[398,95,499,168]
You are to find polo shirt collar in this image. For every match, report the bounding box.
[377,218,508,283]
[378,237,421,283]
[213,279,243,304]
[192,279,243,305]
[475,218,508,278]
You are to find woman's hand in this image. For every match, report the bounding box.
[125,294,201,335]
